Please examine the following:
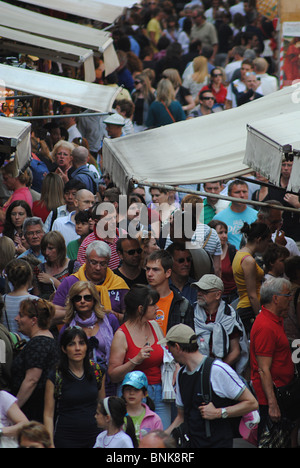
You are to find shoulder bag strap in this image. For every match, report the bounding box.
[202,228,212,248]
[162,101,176,122]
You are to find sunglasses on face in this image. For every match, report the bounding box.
[202,96,215,101]
[176,257,192,263]
[212,73,222,77]
[73,294,94,303]
[124,248,143,255]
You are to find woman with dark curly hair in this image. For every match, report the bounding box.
[2,200,32,256]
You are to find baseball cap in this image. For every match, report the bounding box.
[121,371,148,390]
[103,113,125,126]
[157,324,197,346]
[239,410,260,443]
[192,274,224,292]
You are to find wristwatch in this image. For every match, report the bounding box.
[221,408,228,419]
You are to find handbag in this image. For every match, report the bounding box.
[150,320,176,401]
[258,417,295,448]
[273,375,300,421]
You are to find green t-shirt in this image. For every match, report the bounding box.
[67,238,81,260]
[131,408,146,443]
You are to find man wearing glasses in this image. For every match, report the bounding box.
[250,277,295,445]
[192,274,248,374]
[114,237,147,288]
[187,89,215,119]
[19,217,45,262]
[166,241,198,306]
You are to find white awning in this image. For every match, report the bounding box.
[0,25,96,82]
[0,116,31,173]
[102,85,300,194]
[0,1,119,75]
[15,0,141,24]
[244,111,300,193]
[0,64,121,113]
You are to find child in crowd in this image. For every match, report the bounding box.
[66,210,91,260]
[263,243,289,281]
[121,371,163,445]
[94,396,137,448]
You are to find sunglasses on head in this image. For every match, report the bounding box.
[124,248,143,255]
[73,294,94,303]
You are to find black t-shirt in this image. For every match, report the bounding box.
[11,336,59,421]
[49,368,100,448]
[113,267,148,288]
[265,183,300,241]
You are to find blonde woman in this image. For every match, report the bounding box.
[183,56,209,99]
[162,68,195,113]
[51,140,75,184]
[61,280,119,395]
[146,78,186,128]
[32,172,65,222]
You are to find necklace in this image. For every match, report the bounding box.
[103,431,119,447]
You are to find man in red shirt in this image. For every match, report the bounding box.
[250,277,295,443]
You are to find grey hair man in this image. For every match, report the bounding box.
[19,217,45,262]
[52,240,128,323]
[250,277,295,444]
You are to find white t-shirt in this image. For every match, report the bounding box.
[175,357,246,408]
[0,391,17,428]
[93,430,134,448]
[0,391,19,448]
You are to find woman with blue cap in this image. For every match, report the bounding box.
[121,371,163,445]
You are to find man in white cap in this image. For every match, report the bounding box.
[103,113,126,139]
[160,323,258,448]
[192,274,248,375]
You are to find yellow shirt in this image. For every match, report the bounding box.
[232,250,264,309]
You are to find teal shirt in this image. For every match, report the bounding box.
[146,100,186,128]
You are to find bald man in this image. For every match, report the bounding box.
[52,189,95,246]
[69,145,100,194]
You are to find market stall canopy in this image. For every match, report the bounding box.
[0,25,95,82]
[15,0,141,24]
[0,116,31,174]
[103,85,300,194]
[0,64,121,113]
[244,111,300,193]
[0,1,119,75]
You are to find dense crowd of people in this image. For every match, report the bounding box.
[0,0,299,451]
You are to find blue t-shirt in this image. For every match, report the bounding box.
[213,205,257,249]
